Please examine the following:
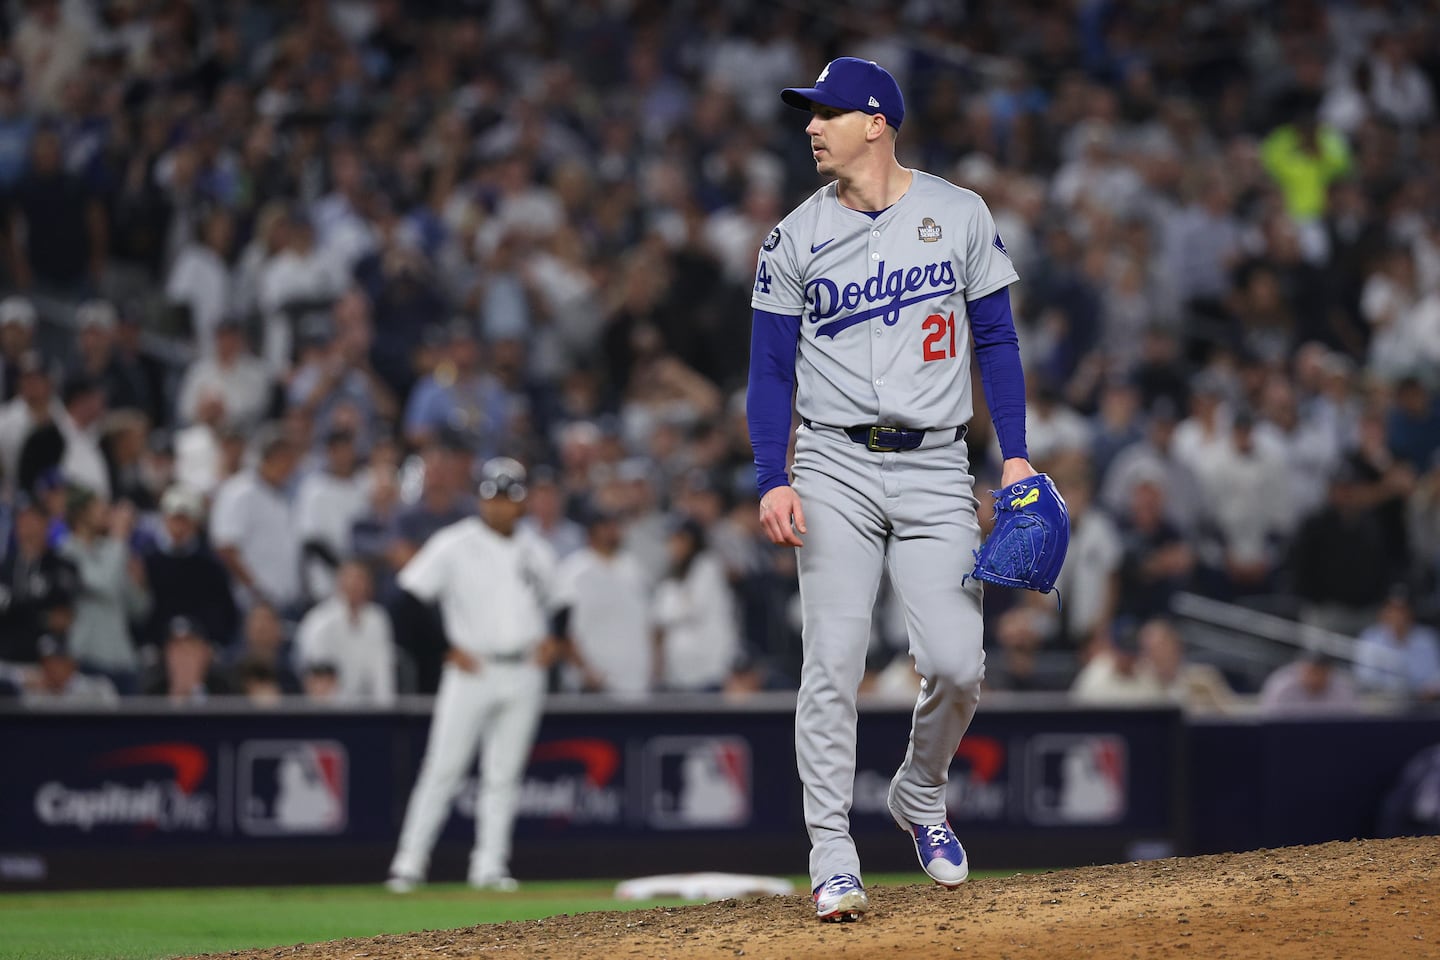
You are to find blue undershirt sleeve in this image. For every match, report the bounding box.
[967,286,1029,462]
[746,308,801,497]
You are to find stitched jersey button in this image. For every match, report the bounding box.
[872,230,880,238]
[874,377,885,386]
[871,252,880,260]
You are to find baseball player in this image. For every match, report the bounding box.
[386,458,561,893]
[747,58,1035,921]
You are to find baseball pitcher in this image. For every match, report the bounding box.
[747,57,1057,922]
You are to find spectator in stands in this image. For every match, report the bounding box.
[58,489,149,693]
[101,410,155,511]
[1361,246,1434,383]
[21,633,117,705]
[1088,375,1146,485]
[1115,473,1195,622]
[1255,375,1340,520]
[517,467,585,560]
[12,0,91,115]
[172,389,229,497]
[1070,624,1167,705]
[1387,377,1440,474]
[1259,91,1352,221]
[165,208,236,361]
[985,608,1066,693]
[0,62,32,209]
[555,507,654,696]
[8,125,105,292]
[0,494,77,665]
[349,466,402,582]
[1171,371,1232,479]
[1134,618,1234,712]
[53,374,110,501]
[69,301,133,414]
[1192,409,1294,598]
[402,320,514,456]
[1354,587,1440,700]
[237,659,284,707]
[108,310,169,430]
[1258,651,1361,716]
[288,290,397,452]
[1047,454,1121,649]
[301,662,341,702]
[209,427,302,613]
[143,485,237,652]
[1348,407,1415,578]
[145,616,235,703]
[1015,377,1091,464]
[258,208,347,376]
[229,602,300,695]
[176,317,273,432]
[296,427,369,601]
[653,518,740,692]
[1288,462,1393,635]
[0,296,36,402]
[1102,397,1203,535]
[0,351,55,494]
[295,560,396,706]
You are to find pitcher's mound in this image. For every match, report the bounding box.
[211,836,1438,960]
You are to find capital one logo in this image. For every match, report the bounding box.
[237,741,348,836]
[33,742,213,833]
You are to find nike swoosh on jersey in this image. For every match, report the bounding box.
[810,238,836,254]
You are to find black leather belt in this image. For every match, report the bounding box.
[805,419,966,452]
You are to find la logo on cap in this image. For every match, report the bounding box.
[817,63,830,83]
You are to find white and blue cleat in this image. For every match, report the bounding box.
[899,819,969,887]
[812,872,869,921]
[887,793,969,887]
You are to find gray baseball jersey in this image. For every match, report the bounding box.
[752,169,1019,892]
[751,170,1018,430]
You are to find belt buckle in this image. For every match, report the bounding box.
[866,426,904,452]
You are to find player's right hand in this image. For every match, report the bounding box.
[446,648,482,673]
[759,485,807,548]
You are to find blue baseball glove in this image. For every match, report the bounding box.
[968,473,1070,594]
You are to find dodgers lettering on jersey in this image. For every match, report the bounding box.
[751,171,1018,431]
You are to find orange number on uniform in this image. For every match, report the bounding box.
[922,312,957,362]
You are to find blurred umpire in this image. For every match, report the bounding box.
[386,457,564,893]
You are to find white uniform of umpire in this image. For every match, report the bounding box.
[388,462,558,889]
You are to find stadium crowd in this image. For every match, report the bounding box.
[0,0,1438,712]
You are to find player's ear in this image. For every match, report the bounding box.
[866,114,890,143]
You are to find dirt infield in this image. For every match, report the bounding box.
[208,837,1437,960]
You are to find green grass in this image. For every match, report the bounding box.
[0,873,1016,960]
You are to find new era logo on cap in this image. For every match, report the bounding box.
[780,57,906,129]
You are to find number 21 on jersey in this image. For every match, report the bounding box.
[754,260,773,295]
[922,311,958,362]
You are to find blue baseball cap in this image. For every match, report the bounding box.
[781,57,905,129]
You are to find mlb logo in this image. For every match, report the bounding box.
[642,737,751,830]
[237,741,348,836]
[1024,735,1127,825]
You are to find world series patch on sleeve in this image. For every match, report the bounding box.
[967,473,1070,594]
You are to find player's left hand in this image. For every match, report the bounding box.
[1000,457,1037,488]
